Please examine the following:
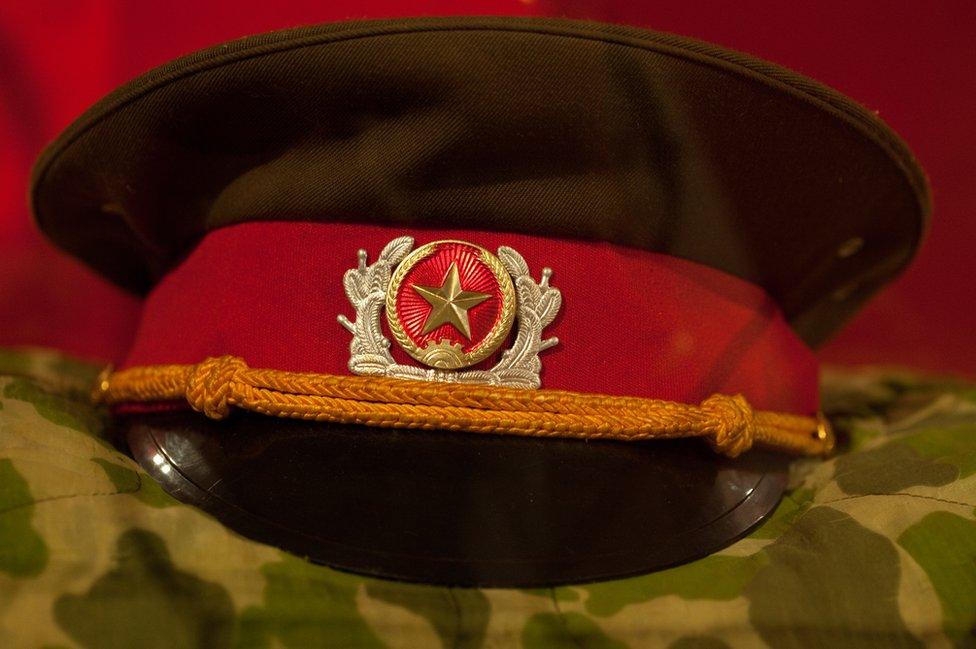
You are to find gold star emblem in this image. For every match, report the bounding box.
[413,263,491,339]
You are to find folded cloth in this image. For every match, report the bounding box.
[1,347,973,648]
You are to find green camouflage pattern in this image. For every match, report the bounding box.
[1,347,974,648]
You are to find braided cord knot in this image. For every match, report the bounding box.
[185,356,248,419]
[700,394,756,458]
[95,357,831,457]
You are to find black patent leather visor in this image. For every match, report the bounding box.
[123,412,788,586]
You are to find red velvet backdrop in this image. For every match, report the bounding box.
[1,1,973,375]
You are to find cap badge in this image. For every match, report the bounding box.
[339,237,560,389]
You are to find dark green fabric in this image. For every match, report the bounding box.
[30,17,928,346]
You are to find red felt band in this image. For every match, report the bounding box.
[122,221,818,413]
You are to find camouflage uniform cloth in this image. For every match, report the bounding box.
[1,347,974,648]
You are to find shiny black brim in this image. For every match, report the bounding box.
[122,411,788,587]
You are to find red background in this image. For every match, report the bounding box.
[1,1,973,376]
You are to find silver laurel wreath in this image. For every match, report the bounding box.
[338,236,561,389]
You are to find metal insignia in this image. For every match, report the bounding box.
[338,237,561,389]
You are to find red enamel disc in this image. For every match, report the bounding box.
[386,240,515,369]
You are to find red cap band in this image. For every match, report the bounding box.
[122,221,818,413]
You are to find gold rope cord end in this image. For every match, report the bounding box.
[94,356,835,458]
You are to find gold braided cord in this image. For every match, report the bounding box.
[94,356,835,458]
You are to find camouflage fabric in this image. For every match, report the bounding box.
[1,347,974,648]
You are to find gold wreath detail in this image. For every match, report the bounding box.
[385,241,516,370]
